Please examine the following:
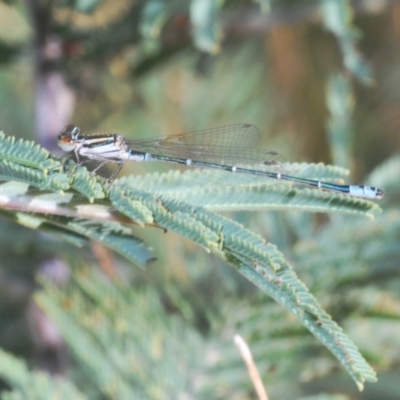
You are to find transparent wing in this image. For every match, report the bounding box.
[125,124,286,167]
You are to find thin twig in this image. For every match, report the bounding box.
[234,334,269,400]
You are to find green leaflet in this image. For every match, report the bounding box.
[110,185,221,249]
[68,167,105,202]
[0,131,60,172]
[0,160,69,191]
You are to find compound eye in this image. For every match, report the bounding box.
[62,124,80,139]
[70,126,80,138]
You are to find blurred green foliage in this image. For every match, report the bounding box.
[0,0,399,399]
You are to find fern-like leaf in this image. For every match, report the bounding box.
[0,131,60,172]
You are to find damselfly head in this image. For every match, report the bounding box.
[57,125,81,152]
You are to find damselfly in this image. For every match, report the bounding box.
[57,124,384,200]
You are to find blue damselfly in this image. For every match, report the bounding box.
[57,124,384,200]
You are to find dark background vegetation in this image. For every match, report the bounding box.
[0,0,399,399]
